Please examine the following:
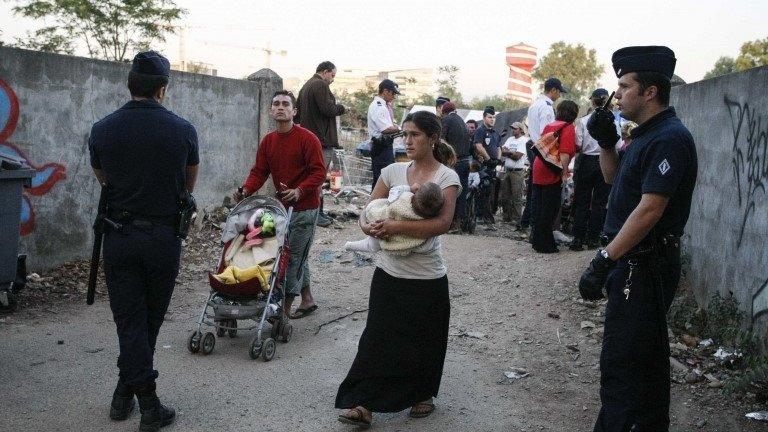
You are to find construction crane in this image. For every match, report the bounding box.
[196,39,287,70]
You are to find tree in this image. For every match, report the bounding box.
[435,65,464,105]
[10,0,186,61]
[734,37,768,71]
[336,83,377,129]
[532,42,603,102]
[703,56,736,79]
[704,38,768,80]
[467,94,526,113]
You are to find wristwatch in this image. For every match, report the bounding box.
[599,249,611,260]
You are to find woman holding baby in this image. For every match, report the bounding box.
[335,111,460,428]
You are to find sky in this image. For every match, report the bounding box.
[0,0,766,99]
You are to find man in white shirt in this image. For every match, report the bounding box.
[498,121,528,227]
[522,77,566,233]
[367,79,400,188]
[570,88,621,250]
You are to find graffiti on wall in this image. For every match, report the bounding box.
[726,96,768,249]
[753,278,768,320]
[0,78,67,235]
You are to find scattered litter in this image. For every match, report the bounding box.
[162,345,171,349]
[746,411,768,421]
[669,357,688,373]
[713,347,740,360]
[353,252,373,267]
[504,368,530,380]
[56,340,64,345]
[319,250,334,263]
[681,334,700,347]
[547,312,560,319]
[465,331,485,339]
[84,347,103,354]
[695,419,707,429]
[580,320,596,329]
[566,344,580,353]
[698,338,714,347]
[27,273,42,282]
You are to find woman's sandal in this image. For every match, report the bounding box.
[338,407,372,429]
[409,400,435,418]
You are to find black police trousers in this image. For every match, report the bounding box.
[103,223,181,389]
[594,248,680,432]
[572,155,610,242]
[371,161,392,190]
[531,182,561,253]
[453,157,470,221]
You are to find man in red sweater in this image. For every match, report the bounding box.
[236,90,326,319]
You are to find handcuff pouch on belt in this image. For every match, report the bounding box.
[617,233,680,301]
[176,191,197,239]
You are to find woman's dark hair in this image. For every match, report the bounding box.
[634,71,671,106]
[403,111,457,167]
[555,100,579,123]
[127,71,168,98]
[316,61,336,73]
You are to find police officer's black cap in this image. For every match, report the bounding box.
[435,96,450,107]
[483,106,495,116]
[544,77,567,93]
[590,88,609,100]
[131,50,171,77]
[379,79,401,95]
[612,46,676,79]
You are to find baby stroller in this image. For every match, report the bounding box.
[187,195,294,361]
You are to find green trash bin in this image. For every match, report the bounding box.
[0,168,34,311]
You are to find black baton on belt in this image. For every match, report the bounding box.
[87,185,121,305]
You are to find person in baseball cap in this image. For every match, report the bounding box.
[544,77,568,94]
[378,79,401,95]
[131,50,171,77]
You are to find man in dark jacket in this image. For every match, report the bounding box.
[296,61,345,227]
[440,101,471,232]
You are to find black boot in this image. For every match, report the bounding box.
[109,380,135,421]
[135,382,175,432]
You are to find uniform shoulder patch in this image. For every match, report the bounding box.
[658,159,671,175]
[376,101,382,106]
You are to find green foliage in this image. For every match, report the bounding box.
[532,41,603,103]
[725,360,768,399]
[734,37,768,71]
[336,83,377,129]
[435,65,464,105]
[10,0,186,61]
[703,56,736,79]
[466,94,526,113]
[705,37,768,79]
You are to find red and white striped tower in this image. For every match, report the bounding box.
[506,43,537,103]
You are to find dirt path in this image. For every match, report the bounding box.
[0,221,761,431]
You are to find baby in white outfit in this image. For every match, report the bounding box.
[345,182,444,255]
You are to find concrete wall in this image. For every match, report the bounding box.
[0,47,281,270]
[671,66,768,338]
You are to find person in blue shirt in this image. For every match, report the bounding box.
[579,46,698,432]
[472,106,501,227]
[89,51,199,432]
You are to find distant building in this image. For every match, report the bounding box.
[506,43,537,104]
[332,68,436,101]
[171,60,218,76]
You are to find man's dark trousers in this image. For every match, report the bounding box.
[573,155,610,242]
[453,157,470,221]
[594,248,680,432]
[104,223,181,389]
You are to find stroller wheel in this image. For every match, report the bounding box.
[280,322,293,343]
[227,320,238,338]
[215,322,226,337]
[201,332,216,355]
[262,338,276,362]
[249,339,262,360]
[187,331,202,354]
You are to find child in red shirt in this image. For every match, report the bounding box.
[531,100,579,253]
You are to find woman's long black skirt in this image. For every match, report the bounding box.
[335,267,450,413]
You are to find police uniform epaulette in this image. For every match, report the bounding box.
[376,101,382,106]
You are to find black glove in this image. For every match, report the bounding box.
[586,107,620,149]
[578,250,616,300]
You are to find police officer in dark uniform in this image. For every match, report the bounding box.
[473,106,501,227]
[89,51,199,432]
[579,46,697,432]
